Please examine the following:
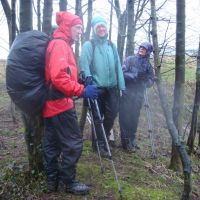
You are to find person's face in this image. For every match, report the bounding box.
[138,46,147,56]
[71,24,83,41]
[96,25,107,37]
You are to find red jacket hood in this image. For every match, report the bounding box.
[53,11,82,44]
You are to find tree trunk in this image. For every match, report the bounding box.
[19,0,32,32]
[1,0,12,46]
[114,0,127,63]
[22,115,44,172]
[9,0,17,123]
[170,0,186,171]
[117,11,127,63]
[1,0,17,127]
[74,0,82,66]
[169,145,182,171]
[199,123,200,146]
[59,0,67,11]
[78,0,93,133]
[150,0,192,199]
[11,0,17,43]
[187,41,200,153]
[37,0,41,31]
[42,0,53,35]
[109,0,114,41]
[83,0,93,41]
[79,100,88,134]
[126,0,135,56]
[19,0,44,173]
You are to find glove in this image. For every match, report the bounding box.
[78,72,93,86]
[81,85,98,99]
[137,71,147,80]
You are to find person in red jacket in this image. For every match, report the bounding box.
[42,11,97,195]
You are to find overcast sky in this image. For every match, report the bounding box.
[0,0,200,59]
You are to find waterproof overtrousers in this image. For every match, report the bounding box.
[42,109,83,187]
[119,83,144,150]
[91,87,119,152]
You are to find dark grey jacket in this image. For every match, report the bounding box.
[122,54,154,88]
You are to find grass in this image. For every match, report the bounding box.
[160,56,196,82]
[1,124,199,200]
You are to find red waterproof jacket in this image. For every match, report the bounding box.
[43,12,84,118]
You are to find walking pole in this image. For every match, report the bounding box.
[87,98,104,173]
[93,99,122,198]
[144,88,157,159]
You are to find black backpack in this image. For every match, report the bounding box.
[6,30,51,116]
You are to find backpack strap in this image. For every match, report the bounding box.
[90,39,95,73]
[89,39,115,74]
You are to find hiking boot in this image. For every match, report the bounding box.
[122,144,136,153]
[47,181,58,192]
[66,180,90,195]
[126,146,136,153]
[122,142,136,153]
[132,140,140,150]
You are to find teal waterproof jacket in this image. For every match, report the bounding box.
[79,34,125,90]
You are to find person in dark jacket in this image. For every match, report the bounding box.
[79,16,125,157]
[119,42,154,153]
[42,11,98,195]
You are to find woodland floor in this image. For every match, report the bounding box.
[0,82,200,200]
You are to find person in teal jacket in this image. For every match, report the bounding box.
[80,15,125,157]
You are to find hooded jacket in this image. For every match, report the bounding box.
[79,16,125,90]
[43,12,84,118]
[122,43,154,89]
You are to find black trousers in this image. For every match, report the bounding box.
[90,87,120,148]
[42,108,83,184]
[119,84,144,147]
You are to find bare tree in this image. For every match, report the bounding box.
[114,0,149,61]
[1,0,44,172]
[78,0,93,134]
[1,0,17,122]
[19,0,45,172]
[150,0,192,199]
[187,41,200,153]
[126,0,150,56]
[37,0,41,30]
[59,0,67,11]
[126,0,134,56]
[42,0,53,35]
[170,0,186,171]
[83,0,93,41]
[1,0,12,46]
[74,0,82,66]
[19,0,32,32]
